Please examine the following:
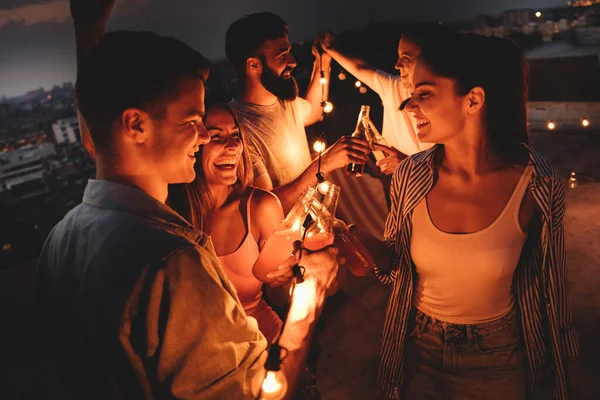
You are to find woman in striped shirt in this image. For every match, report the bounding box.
[366,34,580,399]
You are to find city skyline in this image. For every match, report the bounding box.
[1,0,566,98]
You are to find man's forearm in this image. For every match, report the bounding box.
[273,159,319,213]
[277,279,325,400]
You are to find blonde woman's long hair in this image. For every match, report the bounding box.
[169,103,254,232]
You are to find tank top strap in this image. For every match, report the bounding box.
[245,187,257,236]
[506,164,533,218]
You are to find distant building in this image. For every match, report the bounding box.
[52,116,80,144]
[0,143,57,202]
[503,8,536,30]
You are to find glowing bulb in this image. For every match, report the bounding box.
[338,71,347,81]
[322,101,334,113]
[320,76,327,85]
[260,370,287,400]
[317,180,331,194]
[569,172,578,189]
[582,118,590,127]
[547,121,555,130]
[354,80,362,88]
[359,86,367,94]
[313,139,326,153]
[535,11,542,18]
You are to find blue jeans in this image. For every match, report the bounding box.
[400,308,526,400]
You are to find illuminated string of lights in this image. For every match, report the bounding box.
[318,48,334,114]
[258,214,315,400]
[259,49,335,400]
[531,117,597,130]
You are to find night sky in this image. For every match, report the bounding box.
[0,0,564,98]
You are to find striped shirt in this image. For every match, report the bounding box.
[375,144,580,400]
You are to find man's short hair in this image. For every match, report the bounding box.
[225,12,288,79]
[75,31,210,153]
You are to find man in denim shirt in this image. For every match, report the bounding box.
[36,1,340,398]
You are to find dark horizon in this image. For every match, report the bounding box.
[0,0,566,98]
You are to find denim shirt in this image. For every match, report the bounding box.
[37,179,267,399]
[375,145,580,400]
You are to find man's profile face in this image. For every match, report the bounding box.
[147,76,210,185]
[395,37,422,90]
[258,35,298,101]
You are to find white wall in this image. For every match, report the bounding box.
[528,101,600,133]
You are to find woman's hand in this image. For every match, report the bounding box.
[266,254,296,288]
[373,143,408,175]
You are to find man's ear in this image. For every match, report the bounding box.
[466,87,485,115]
[246,56,261,76]
[120,108,149,144]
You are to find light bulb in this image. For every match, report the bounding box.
[338,71,347,81]
[535,11,542,18]
[322,101,334,113]
[582,118,590,127]
[313,139,326,153]
[547,121,555,130]
[569,172,577,189]
[320,76,327,85]
[317,180,331,194]
[354,80,362,88]
[359,86,367,94]
[260,370,288,400]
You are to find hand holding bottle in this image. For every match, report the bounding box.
[320,136,370,174]
[331,219,375,277]
[373,143,408,175]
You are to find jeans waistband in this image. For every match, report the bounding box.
[409,308,518,344]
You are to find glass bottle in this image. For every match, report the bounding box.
[346,105,371,177]
[366,119,390,162]
[304,184,340,251]
[253,187,318,283]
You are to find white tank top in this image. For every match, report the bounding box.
[410,165,532,324]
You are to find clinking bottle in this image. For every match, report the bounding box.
[345,105,371,177]
[252,187,318,283]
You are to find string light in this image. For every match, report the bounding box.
[354,80,362,88]
[359,86,367,94]
[582,118,590,127]
[317,179,331,195]
[569,172,578,189]
[317,51,334,114]
[260,371,287,400]
[338,71,347,81]
[535,11,542,18]
[319,70,327,85]
[322,101,334,113]
[313,138,327,153]
[547,121,556,130]
[259,343,288,400]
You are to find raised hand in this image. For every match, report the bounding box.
[312,36,332,65]
[318,30,336,53]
